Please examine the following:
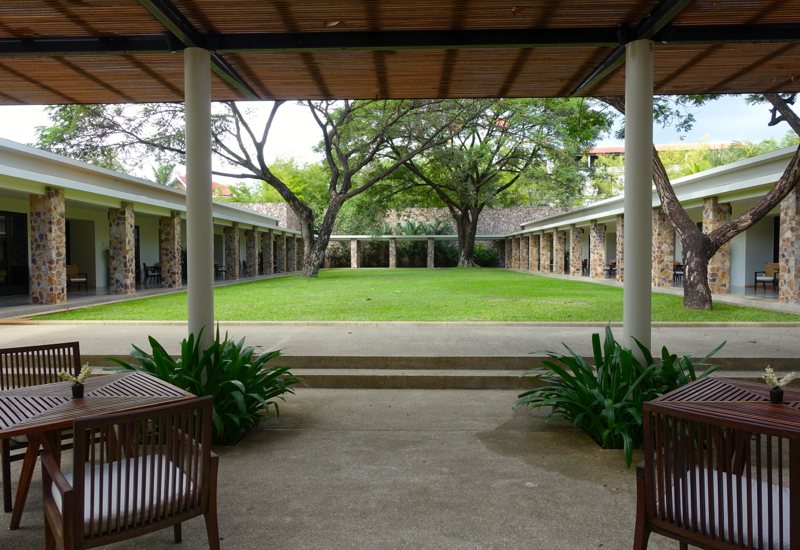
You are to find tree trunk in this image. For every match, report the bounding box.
[455,212,479,267]
[681,237,715,310]
[300,197,344,278]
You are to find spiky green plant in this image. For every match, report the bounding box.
[108,328,302,445]
[514,326,723,467]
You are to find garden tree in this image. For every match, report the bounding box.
[600,94,800,310]
[383,98,610,267]
[34,99,484,277]
[151,162,176,185]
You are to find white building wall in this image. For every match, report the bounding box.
[607,231,616,262]
[137,216,160,275]
[730,215,774,288]
[581,230,589,262]
[65,206,109,288]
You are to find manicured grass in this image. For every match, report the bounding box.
[35,268,800,322]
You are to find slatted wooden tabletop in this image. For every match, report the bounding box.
[0,372,196,439]
[648,376,800,437]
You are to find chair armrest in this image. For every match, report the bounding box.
[79,272,87,278]
[754,271,766,276]
[41,450,73,498]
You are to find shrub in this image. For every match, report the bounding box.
[514,326,723,467]
[109,329,302,445]
[473,243,499,267]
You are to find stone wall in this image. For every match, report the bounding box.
[234,202,302,232]
[262,229,273,275]
[246,230,258,277]
[385,206,563,236]
[529,234,540,271]
[589,221,605,279]
[553,231,566,274]
[651,208,675,288]
[520,236,529,270]
[703,197,732,294]
[616,214,624,283]
[224,223,240,280]
[569,225,583,276]
[29,187,67,305]
[108,202,136,295]
[159,211,182,288]
[541,233,552,272]
[780,188,800,303]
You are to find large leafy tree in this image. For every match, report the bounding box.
[34,99,483,277]
[382,98,611,266]
[600,94,800,310]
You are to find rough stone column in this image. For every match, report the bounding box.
[261,229,273,275]
[275,233,286,273]
[703,197,732,294]
[245,229,258,277]
[29,187,67,304]
[159,210,182,288]
[651,208,675,288]
[520,236,530,270]
[780,188,800,303]
[505,239,513,268]
[287,236,297,271]
[427,238,435,268]
[108,202,136,295]
[616,214,625,283]
[569,225,583,276]
[389,238,397,268]
[511,237,520,269]
[541,232,552,272]
[590,221,606,280]
[553,230,566,274]
[530,234,540,272]
[224,223,240,280]
[296,237,304,271]
[351,239,361,268]
[498,240,506,268]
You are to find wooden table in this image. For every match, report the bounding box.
[0,371,195,529]
[641,376,800,548]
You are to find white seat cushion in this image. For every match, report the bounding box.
[670,467,790,550]
[52,454,193,535]
[756,276,775,281]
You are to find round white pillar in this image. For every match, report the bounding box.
[184,47,214,347]
[623,40,654,355]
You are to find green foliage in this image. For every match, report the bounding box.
[515,327,723,467]
[151,162,176,185]
[472,243,499,267]
[108,329,302,445]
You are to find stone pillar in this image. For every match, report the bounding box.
[261,229,273,275]
[224,223,239,280]
[287,236,297,271]
[108,202,136,295]
[553,230,566,274]
[589,220,606,280]
[498,240,506,268]
[427,238,435,268]
[651,208,675,288]
[703,197,732,294]
[616,214,625,283]
[530,234,540,272]
[29,187,66,305]
[159,210,182,288]
[389,238,397,268]
[569,225,583,276]
[511,237,520,269]
[245,229,258,277]
[275,233,286,273]
[505,239,513,268]
[296,237,304,271]
[780,188,800,303]
[520,236,530,270]
[541,232,552,272]
[351,239,361,268]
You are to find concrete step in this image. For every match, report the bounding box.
[292,368,527,390]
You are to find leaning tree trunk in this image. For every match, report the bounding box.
[300,197,344,278]
[682,243,716,310]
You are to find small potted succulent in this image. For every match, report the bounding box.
[762,366,795,404]
[59,363,93,399]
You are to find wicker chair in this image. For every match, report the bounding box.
[66,265,88,292]
[754,262,779,291]
[0,342,81,519]
[41,396,220,550]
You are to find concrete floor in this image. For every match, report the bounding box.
[0,389,677,550]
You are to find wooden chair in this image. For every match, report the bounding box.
[754,262,779,291]
[66,265,88,292]
[0,342,81,517]
[41,396,220,550]
[635,403,794,550]
[142,263,162,286]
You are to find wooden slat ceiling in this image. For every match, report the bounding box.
[0,0,799,105]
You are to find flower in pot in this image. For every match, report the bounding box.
[58,363,93,398]
[762,366,795,404]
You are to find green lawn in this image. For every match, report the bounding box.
[35,268,800,322]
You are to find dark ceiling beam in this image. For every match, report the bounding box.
[2,23,800,57]
[569,0,693,96]
[136,0,260,100]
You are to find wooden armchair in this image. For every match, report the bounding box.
[0,342,81,523]
[754,262,779,291]
[142,263,162,285]
[66,265,88,292]
[635,402,794,549]
[41,396,219,550]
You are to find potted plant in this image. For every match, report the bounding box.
[762,366,795,404]
[59,363,93,398]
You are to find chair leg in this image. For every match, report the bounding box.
[174,523,182,543]
[2,439,11,512]
[205,511,220,550]
[44,515,56,550]
[679,544,688,550]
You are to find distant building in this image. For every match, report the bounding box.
[170,175,232,198]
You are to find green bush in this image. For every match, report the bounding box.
[109,329,302,445]
[514,327,723,467]
[473,243,499,267]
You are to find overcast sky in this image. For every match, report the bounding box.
[0,95,793,184]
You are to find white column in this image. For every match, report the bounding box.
[623,40,654,356]
[185,47,214,347]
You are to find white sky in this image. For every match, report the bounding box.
[0,95,793,185]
